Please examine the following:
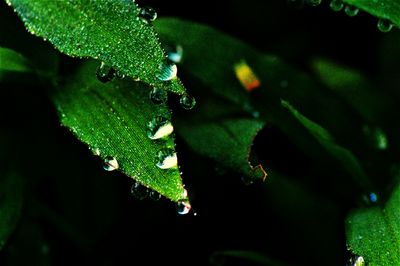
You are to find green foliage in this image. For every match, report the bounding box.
[52,61,185,201]
[0,47,31,74]
[6,0,186,94]
[346,182,400,265]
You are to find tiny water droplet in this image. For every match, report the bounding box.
[149,87,168,105]
[156,60,178,81]
[131,181,148,200]
[377,18,393,33]
[330,0,343,11]
[96,62,115,83]
[139,7,157,23]
[176,200,191,215]
[306,0,321,6]
[369,192,378,203]
[147,116,174,140]
[345,5,359,17]
[149,190,161,201]
[156,149,178,169]
[115,70,126,79]
[179,94,196,110]
[167,44,183,64]
[103,156,119,171]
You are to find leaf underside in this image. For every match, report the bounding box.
[52,61,185,202]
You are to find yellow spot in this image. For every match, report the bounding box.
[234,60,261,91]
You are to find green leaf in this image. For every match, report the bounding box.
[52,60,185,202]
[0,171,24,250]
[342,0,400,27]
[6,0,185,94]
[281,100,371,188]
[346,182,400,265]
[0,47,32,75]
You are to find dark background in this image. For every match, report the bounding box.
[0,0,396,265]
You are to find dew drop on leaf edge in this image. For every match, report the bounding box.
[330,0,344,12]
[344,5,359,17]
[179,94,196,110]
[147,116,174,140]
[156,60,178,81]
[377,18,393,33]
[176,200,191,215]
[156,148,178,169]
[96,62,115,83]
[149,87,168,105]
[131,181,149,200]
[139,6,157,23]
[103,156,119,171]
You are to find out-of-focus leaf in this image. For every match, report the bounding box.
[346,182,400,265]
[342,0,400,27]
[52,61,186,202]
[0,170,23,251]
[281,100,370,188]
[7,0,186,94]
[0,47,31,74]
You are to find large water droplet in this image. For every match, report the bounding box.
[176,200,191,215]
[330,0,344,11]
[156,60,177,81]
[179,94,196,110]
[131,181,148,200]
[306,0,321,6]
[103,156,119,171]
[167,44,183,64]
[347,255,365,266]
[149,87,168,105]
[139,7,157,23]
[345,5,359,17]
[147,116,174,140]
[96,62,115,83]
[377,18,393,33]
[156,149,178,169]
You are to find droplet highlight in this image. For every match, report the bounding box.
[345,5,359,17]
[179,94,196,110]
[369,192,378,203]
[377,18,393,33]
[149,87,168,105]
[306,0,321,6]
[348,255,365,266]
[147,116,174,140]
[96,62,115,83]
[167,44,183,64]
[131,181,148,200]
[330,0,344,11]
[156,60,178,81]
[156,149,178,169]
[139,7,157,23]
[176,200,191,215]
[103,156,119,171]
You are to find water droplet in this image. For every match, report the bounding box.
[149,190,161,201]
[377,18,393,33]
[167,44,183,64]
[179,94,196,110]
[139,7,157,23]
[96,62,115,83]
[156,60,178,81]
[330,0,344,11]
[306,0,321,6]
[131,181,148,200]
[103,156,119,171]
[149,87,168,105]
[348,255,365,266]
[369,192,378,203]
[115,70,126,79]
[345,5,359,17]
[176,200,191,215]
[156,149,178,169]
[147,116,174,140]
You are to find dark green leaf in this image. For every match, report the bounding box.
[52,61,186,202]
[346,182,400,265]
[0,47,32,76]
[7,0,185,94]
[342,0,400,27]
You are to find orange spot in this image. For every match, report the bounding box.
[234,60,261,91]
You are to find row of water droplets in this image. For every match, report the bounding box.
[289,0,395,33]
[97,6,194,215]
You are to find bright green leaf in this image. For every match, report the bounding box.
[0,171,23,250]
[6,0,185,94]
[346,182,400,265]
[342,0,400,27]
[0,46,32,75]
[52,61,185,202]
[281,100,371,188]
